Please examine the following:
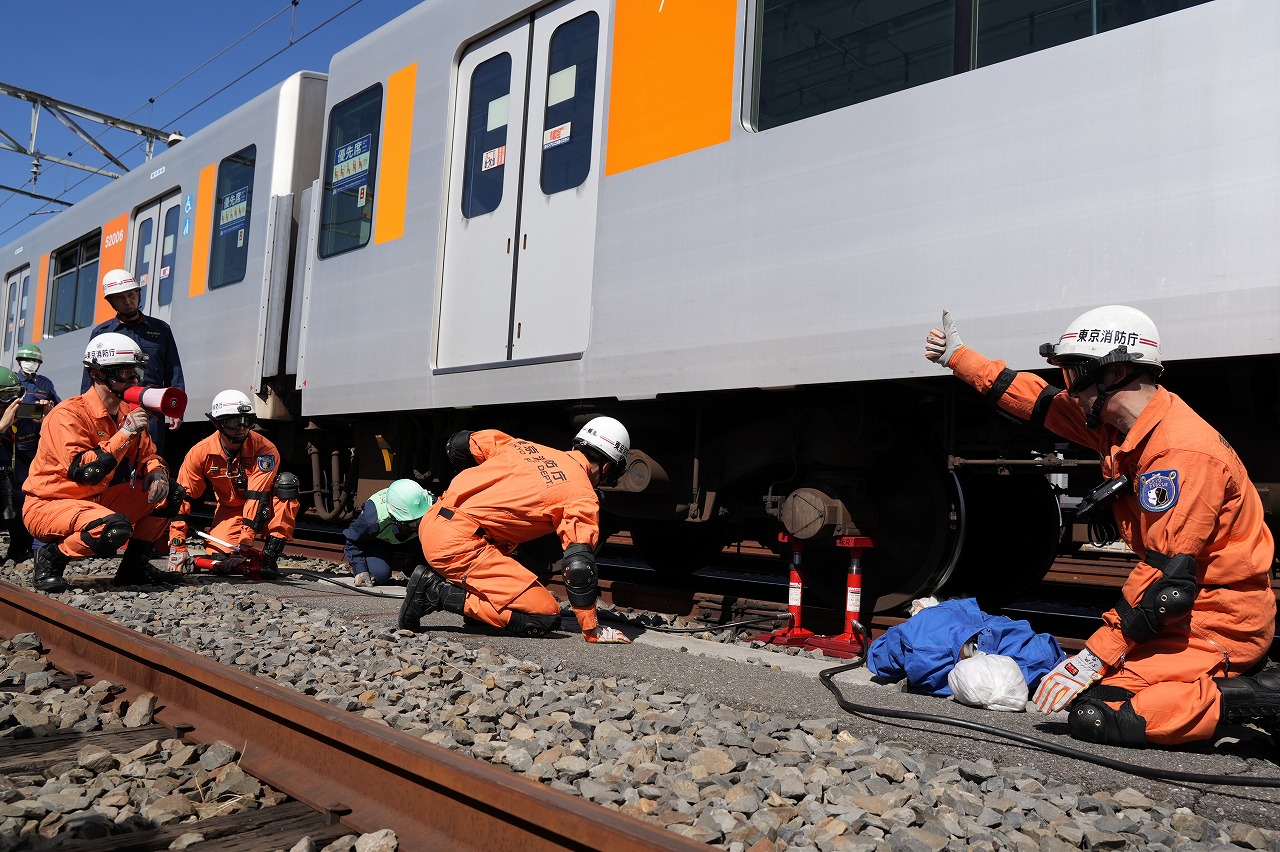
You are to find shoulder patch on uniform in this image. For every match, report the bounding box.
[1138,469,1179,513]
[257,454,276,473]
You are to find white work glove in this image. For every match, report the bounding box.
[121,407,150,436]
[166,415,181,431]
[1033,647,1105,713]
[144,469,169,505]
[925,310,963,368]
[168,545,190,573]
[584,625,631,644]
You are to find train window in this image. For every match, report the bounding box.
[461,53,513,219]
[540,12,599,196]
[159,205,179,306]
[17,269,29,346]
[752,0,956,131]
[319,85,383,258]
[208,145,256,290]
[47,233,100,336]
[976,0,1213,66]
[751,0,1215,129]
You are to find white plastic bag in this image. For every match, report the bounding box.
[948,654,1028,712]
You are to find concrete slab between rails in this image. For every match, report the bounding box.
[632,629,878,685]
[321,574,408,597]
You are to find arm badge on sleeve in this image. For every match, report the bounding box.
[257,455,276,473]
[1138,469,1179,513]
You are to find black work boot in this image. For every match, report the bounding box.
[398,565,466,630]
[258,536,287,580]
[114,540,181,586]
[1215,669,1280,734]
[32,545,72,593]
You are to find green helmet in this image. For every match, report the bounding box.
[15,344,41,363]
[0,367,21,404]
[386,479,433,522]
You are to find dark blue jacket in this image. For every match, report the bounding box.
[867,598,1065,696]
[13,372,60,476]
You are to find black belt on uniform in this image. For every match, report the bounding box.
[438,506,488,539]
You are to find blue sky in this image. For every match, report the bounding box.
[0,0,423,243]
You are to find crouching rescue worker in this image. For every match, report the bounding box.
[343,479,433,586]
[399,417,632,643]
[169,390,298,579]
[26,333,178,592]
[926,305,1278,747]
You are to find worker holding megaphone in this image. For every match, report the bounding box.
[122,385,187,419]
[81,269,185,455]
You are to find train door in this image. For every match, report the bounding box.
[2,266,30,364]
[438,0,608,370]
[131,193,182,325]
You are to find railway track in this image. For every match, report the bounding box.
[0,580,705,851]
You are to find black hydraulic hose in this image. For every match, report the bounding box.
[818,657,1280,788]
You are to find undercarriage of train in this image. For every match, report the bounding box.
[254,357,1280,619]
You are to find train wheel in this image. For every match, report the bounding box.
[939,470,1062,610]
[629,518,729,576]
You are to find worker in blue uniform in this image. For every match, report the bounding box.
[81,269,184,457]
[6,344,59,563]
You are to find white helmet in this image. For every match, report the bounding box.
[83,332,146,371]
[1039,305,1163,389]
[573,416,630,466]
[102,268,140,298]
[209,389,254,420]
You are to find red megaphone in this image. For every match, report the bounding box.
[123,386,187,419]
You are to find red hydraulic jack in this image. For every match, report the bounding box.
[759,532,874,659]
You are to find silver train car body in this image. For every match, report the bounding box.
[4,0,1276,608]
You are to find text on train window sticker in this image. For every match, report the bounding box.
[208,145,257,290]
[749,0,1214,131]
[47,232,101,336]
[461,53,513,219]
[540,12,600,196]
[319,85,383,259]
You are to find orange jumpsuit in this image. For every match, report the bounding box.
[23,390,168,558]
[951,346,1275,744]
[170,431,297,553]
[420,430,602,631]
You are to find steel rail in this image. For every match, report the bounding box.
[0,580,705,851]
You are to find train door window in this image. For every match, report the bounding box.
[319,86,383,258]
[751,0,956,131]
[460,54,513,218]
[159,204,180,307]
[539,12,599,195]
[48,232,100,336]
[132,214,156,307]
[16,268,29,346]
[208,145,256,289]
[2,269,21,354]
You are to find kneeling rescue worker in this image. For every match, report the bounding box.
[926,305,1279,747]
[27,333,178,592]
[168,390,298,579]
[399,417,632,643]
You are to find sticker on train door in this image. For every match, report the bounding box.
[220,188,248,234]
[482,146,506,170]
[543,122,571,149]
[332,134,372,193]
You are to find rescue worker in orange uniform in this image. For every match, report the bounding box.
[926,305,1279,747]
[399,417,632,643]
[168,390,298,579]
[27,333,177,593]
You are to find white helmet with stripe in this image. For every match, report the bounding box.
[102,268,140,298]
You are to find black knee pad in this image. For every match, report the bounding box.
[505,611,559,638]
[1068,697,1148,748]
[79,514,134,557]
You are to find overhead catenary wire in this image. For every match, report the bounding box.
[0,0,372,241]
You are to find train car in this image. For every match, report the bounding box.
[0,72,327,423]
[290,0,1276,608]
[7,0,1276,614]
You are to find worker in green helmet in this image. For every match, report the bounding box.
[5,344,60,563]
[342,479,434,586]
[0,364,34,563]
